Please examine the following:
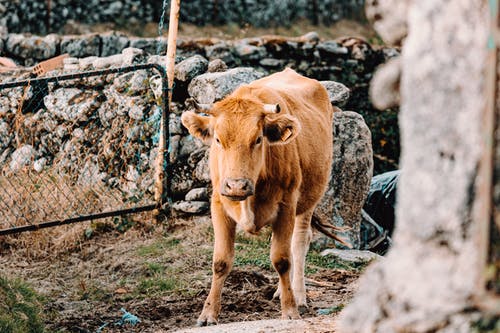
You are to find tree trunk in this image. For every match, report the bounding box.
[338,1,494,332]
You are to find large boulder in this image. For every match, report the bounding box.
[320,81,350,107]
[315,111,374,249]
[5,34,58,62]
[175,55,209,82]
[61,34,101,58]
[188,67,265,104]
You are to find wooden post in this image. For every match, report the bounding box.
[153,0,181,222]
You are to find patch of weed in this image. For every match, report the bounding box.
[0,276,45,333]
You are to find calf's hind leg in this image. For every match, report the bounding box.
[270,202,300,320]
[291,209,314,309]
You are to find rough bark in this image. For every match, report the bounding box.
[339,1,490,332]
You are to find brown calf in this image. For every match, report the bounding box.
[181,68,336,326]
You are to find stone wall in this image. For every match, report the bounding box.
[0,31,399,174]
[0,1,365,35]
[0,33,394,247]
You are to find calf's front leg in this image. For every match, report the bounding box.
[197,201,236,326]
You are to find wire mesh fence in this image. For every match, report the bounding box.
[0,63,169,235]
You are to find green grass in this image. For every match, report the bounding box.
[234,231,273,270]
[0,276,45,333]
[233,230,369,274]
[136,237,181,257]
[306,250,370,274]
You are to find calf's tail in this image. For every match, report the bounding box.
[311,213,353,249]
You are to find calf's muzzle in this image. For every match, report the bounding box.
[221,178,254,201]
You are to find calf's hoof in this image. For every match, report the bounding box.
[196,315,218,327]
[298,304,309,315]
[281,308,301,320]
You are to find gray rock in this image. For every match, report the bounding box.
[185,187,209,201]
[205,42,235,65]
[91,54,124,69]
[179,135,206,158]
[128,105,144,120]
[121,47,147,65]
[316,41,349,56]
[129,37,159,54]
[169,114,184,135]
[6,33,58,60]
[172,200,209,214]
[61,34,101,58]
[0,121,12,149]
[175,55,208,82]
[234,43,267,61]
[44,88,100,122]
[320,248,380,264]
[301,31,320,43]
[170,169,195,197]
[188,67,265,104]
[320,81,351,107]
[315,111,373,249]
[10,144,36,171]
[101,31,129,56]
[207,59,228,73]
[169,135,181,164]
[193,151,211,183]
[259,58,286,68]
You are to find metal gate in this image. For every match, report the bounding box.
[0,63,169,236]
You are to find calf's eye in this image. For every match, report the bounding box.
[255,136,262,145]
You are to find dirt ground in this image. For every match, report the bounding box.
[0,216,363,332]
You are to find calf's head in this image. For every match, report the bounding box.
[181,96,301,201]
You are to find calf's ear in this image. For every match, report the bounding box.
[181,111,212,143]
[264,114,301,145]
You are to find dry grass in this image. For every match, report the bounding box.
[0,167,156,257]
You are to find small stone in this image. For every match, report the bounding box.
[185,187,209,201]
[92,54,124,69]
[10,145,36,171]
[301,31,320,43]
[320,248,380,264]
[320,81,351,107]
[172,200,209,214]
[72,128,84,140]
[194,151,211,183]
[179,135,205,158]
[205,42,235,65]
[316,41,349,56]
[128,105,144,120]
[33,158,47,173]
[125,165,140,182]
[175,55,208,82]
[259,58,285,68]
[207,59,228,73]
[234,43,267,61]
[169,114,183,135]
